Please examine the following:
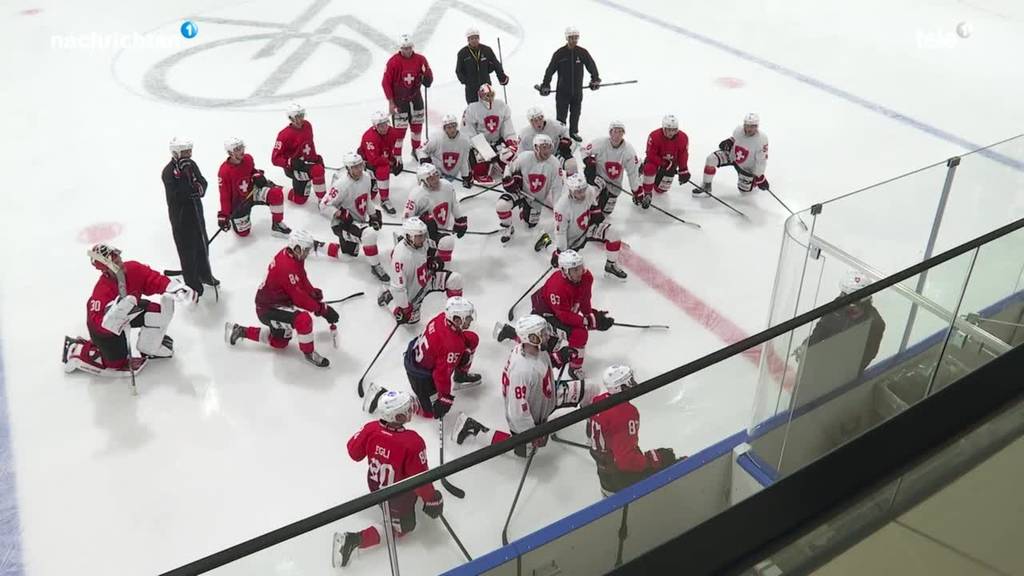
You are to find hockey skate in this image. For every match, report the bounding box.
[452,412,490,445]
[493,321,517,343]
[362,382,388,414]
[693,182,710,197]
[500,225,515,244]
[304,350,330,368]
[370,263,390,282]
[332,531,361,568]
[534,232,551,252]
[380,199,397,215]
[604,260,628,280]
[271,221,292,237]
[452,370,482,391]
[569,133,583,143]
[224,322,245,345]
[377,289,393,307]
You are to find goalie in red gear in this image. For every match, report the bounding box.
[331,389,444,568]
[271,103,327,205]
[223,229,338,368]
[637,115,690,209]
[218,137,291,237]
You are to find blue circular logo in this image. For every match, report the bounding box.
[180,20,198,39]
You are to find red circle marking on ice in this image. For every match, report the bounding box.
[78,222,124,244]
[714,77,746,89]
[20,8,43,15]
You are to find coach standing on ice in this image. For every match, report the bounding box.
[455,28,509,104]
[162,137,218,300]
[538,26,600,142]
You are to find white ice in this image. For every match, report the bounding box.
[2,0,1023,574]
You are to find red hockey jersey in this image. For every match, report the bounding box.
[644,128,690,173]
[86,261,170,336]
[410,312,478,397]
[382,52,433,104]
[254,248,320,314]
[218,153,263,217]
[587,392,647,472]
[347,420,437,500]
[271,120,319,170]
[531,269,595,330]
[358,126,401,171]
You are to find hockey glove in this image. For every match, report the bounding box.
[593,176,606,191]
[453,217,469,238]
[550,249,561,269]
[252,171,270,189]
[462,174,473,189]
[421,74,433,88]
[393,305,412,324]
[645,447,677,470]
[101,295,138,334]
[678,170,691,185]
[499,74,510,86]
[310,288,324,302]
[594,310,614,331]
[538,84,552,96]
[368,210,383,231]
[557,137,574,160]
[588,210,605,227]
[335,209,353,227]
[582,156,598,185]
[290,157,311,181]
[217,213,231,231]
[718,138,734,152]
[589,79,601,91]
[755,175,770,190]
[532,434,549,449]
[552,345,575,367]
[318,304,340,324]
[432,394,454,419]
[422,490,444,519]
[389,158,403,177]
[502,174,523,194]
[427,255,445,272]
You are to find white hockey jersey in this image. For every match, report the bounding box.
[729,126,769,177]
[583,137,640,189]
[418,129,473,178]
[501,343,556,434]
[505,151,563,206]
[554,185,598,251]
[402,179,461,230]
[320,170,377,226]
[462,99,515,147]
[389,240,430,310]
[518,119,569,151]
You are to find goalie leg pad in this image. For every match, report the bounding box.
[136,294,175,358]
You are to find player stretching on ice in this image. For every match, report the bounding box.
[377,218,465,325]
[403,164,468,266]
[271,103,327,204]
[217,137,291,237]
[636,115,690,209]
[546,174,626,279]
[582,120,641,216]
[498,134,563,245]
[518,107,577,175]
[358,111,404,215]
[416,114,474,187]
[318,152,390,283]
[696,113,770,196]
[332,389,445,568]
[224,230,338,368]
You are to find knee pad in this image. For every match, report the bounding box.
[374,165,390,181]
[309,163,325,182]
[268,336,290,349]
[293,311,313,335]
[393,111,410,129]
[496,194,515,216]
[267,318,294,341]
[361,227,378,246]
[641,161,659,177]
[267,186,284,206]
[232,214,252,235]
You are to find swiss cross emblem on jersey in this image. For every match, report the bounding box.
[734,145,750,164]
[355,193,369,216]
[432,202,450,226]
[442,152,459,171]
[302,143,312,157]
[575,211,590,230]
[403,73,415,86]
[604,161,622,179]
[416,263,430,287]
[484,115,499,133]
[528,173,547,193]
[238,179,249,195]
[365,141,375,151]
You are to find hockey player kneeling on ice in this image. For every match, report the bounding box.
[63,244,195,377]
[583,120,641,216]
[271,103,327,204]
[378,218,465,325]
[519,107,577,176]
[217,137,291,238]
[588,365,679,496]
[224,230,338,368]
[416,114,474,188]
[358,111,404,215]
[526,250,614,379]
[498,134,564,244]
[462,83,516,184]
[454,314,593,456]
[318,152,389,282]
[332,390,444,568]
[697,113,770,196]
[636,115,690,209]
[544,174,626,279]
[403,164,466,265]
[402,297,481,419]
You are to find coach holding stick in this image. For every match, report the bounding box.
[456,28,509,104]
[538,26,600,142]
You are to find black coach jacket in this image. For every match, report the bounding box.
[541,45,600,96]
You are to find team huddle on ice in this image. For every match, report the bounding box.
[59,26,772,567]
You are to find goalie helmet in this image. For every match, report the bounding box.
[402,217,428,238]
[445,296,475,324]
[526,107,544,121]
[840,270,870,295]
[557,249,584,271]
[370,110,389,126]
[378,390,416,426]
[565,25,580,39]
[398,34,414,49]
[417,162,439,183]
[287,229,316,252]
[533,133,553,150]
[603,364,637,394]
[662,115,679,130]
[478,83,495,100]
[286,102,305,120]
[608,120,626,132]
[744,112,760,126]
[342,152,364,168]
[169,136,193,157]
[514,315,549,346]
[224,136,245,153]
[88,243,122,273]
[442,114,459,127]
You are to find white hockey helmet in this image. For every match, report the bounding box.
[169,136,193,157]
[402,216,428,238]
[662,115,679,130]
[370,110,390,127]
[224,136,245,153]
[608,120,626,132]
[465,27,480,39]
[744,112,760,126]
[565,25,580,39]
[342,152,364,168]
[840,270,871,295]
[566,173,588,196]
[514,314,549,346]
[558,249,584,271]
[533,133,553,149]
[398,34,414,49]
[377,390,416,425]
[88,243,123,273]
[417,162,439,183]
[445,296,476,324]
[442,113,459,127]
[478,83,495,99]
[603,364,637,394]
[526,106,545,121]
[286,102,305,120]
[287,229,316,252]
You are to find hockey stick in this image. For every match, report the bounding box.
[423,83,429,147]
[324,291,365,305]
[439,419,466,498]
[551,434,589,450]
[502,448,536,545]
[691,182,747,219]
[439,513,473,561]
[766,187,809,231]
[533,80,637,96]
[613,322,670,330]
[497,37,509,105]
[112,268,139,396]
[508,268,552,321]
[379,221,501,236]
[357,323,399,398]
[458,180,505,203]
[605,180,701,230]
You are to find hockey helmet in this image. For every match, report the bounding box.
[342,152,364,169]
[514,315,550,346]
[566,173,588,197]
[416,162,439,183]
[662,115,679,131]
[370,110,390,127]
[526,107,545,121]
[398,34,414,49]
[378,390,416,425]
[557,249,584,272]
[286,102,305,121]
[169,136,193,157]
[603,364,637,394]
[744,112,760,126]
[223,136,245,154]
[402,217,428,238]
[287,229,316,253]
[442,113,459,127]
[533,133,553,150]
[840,270,871,296]
[88,243,123,274]
[445,296,476,326]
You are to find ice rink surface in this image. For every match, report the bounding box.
[2,0,1024,574]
